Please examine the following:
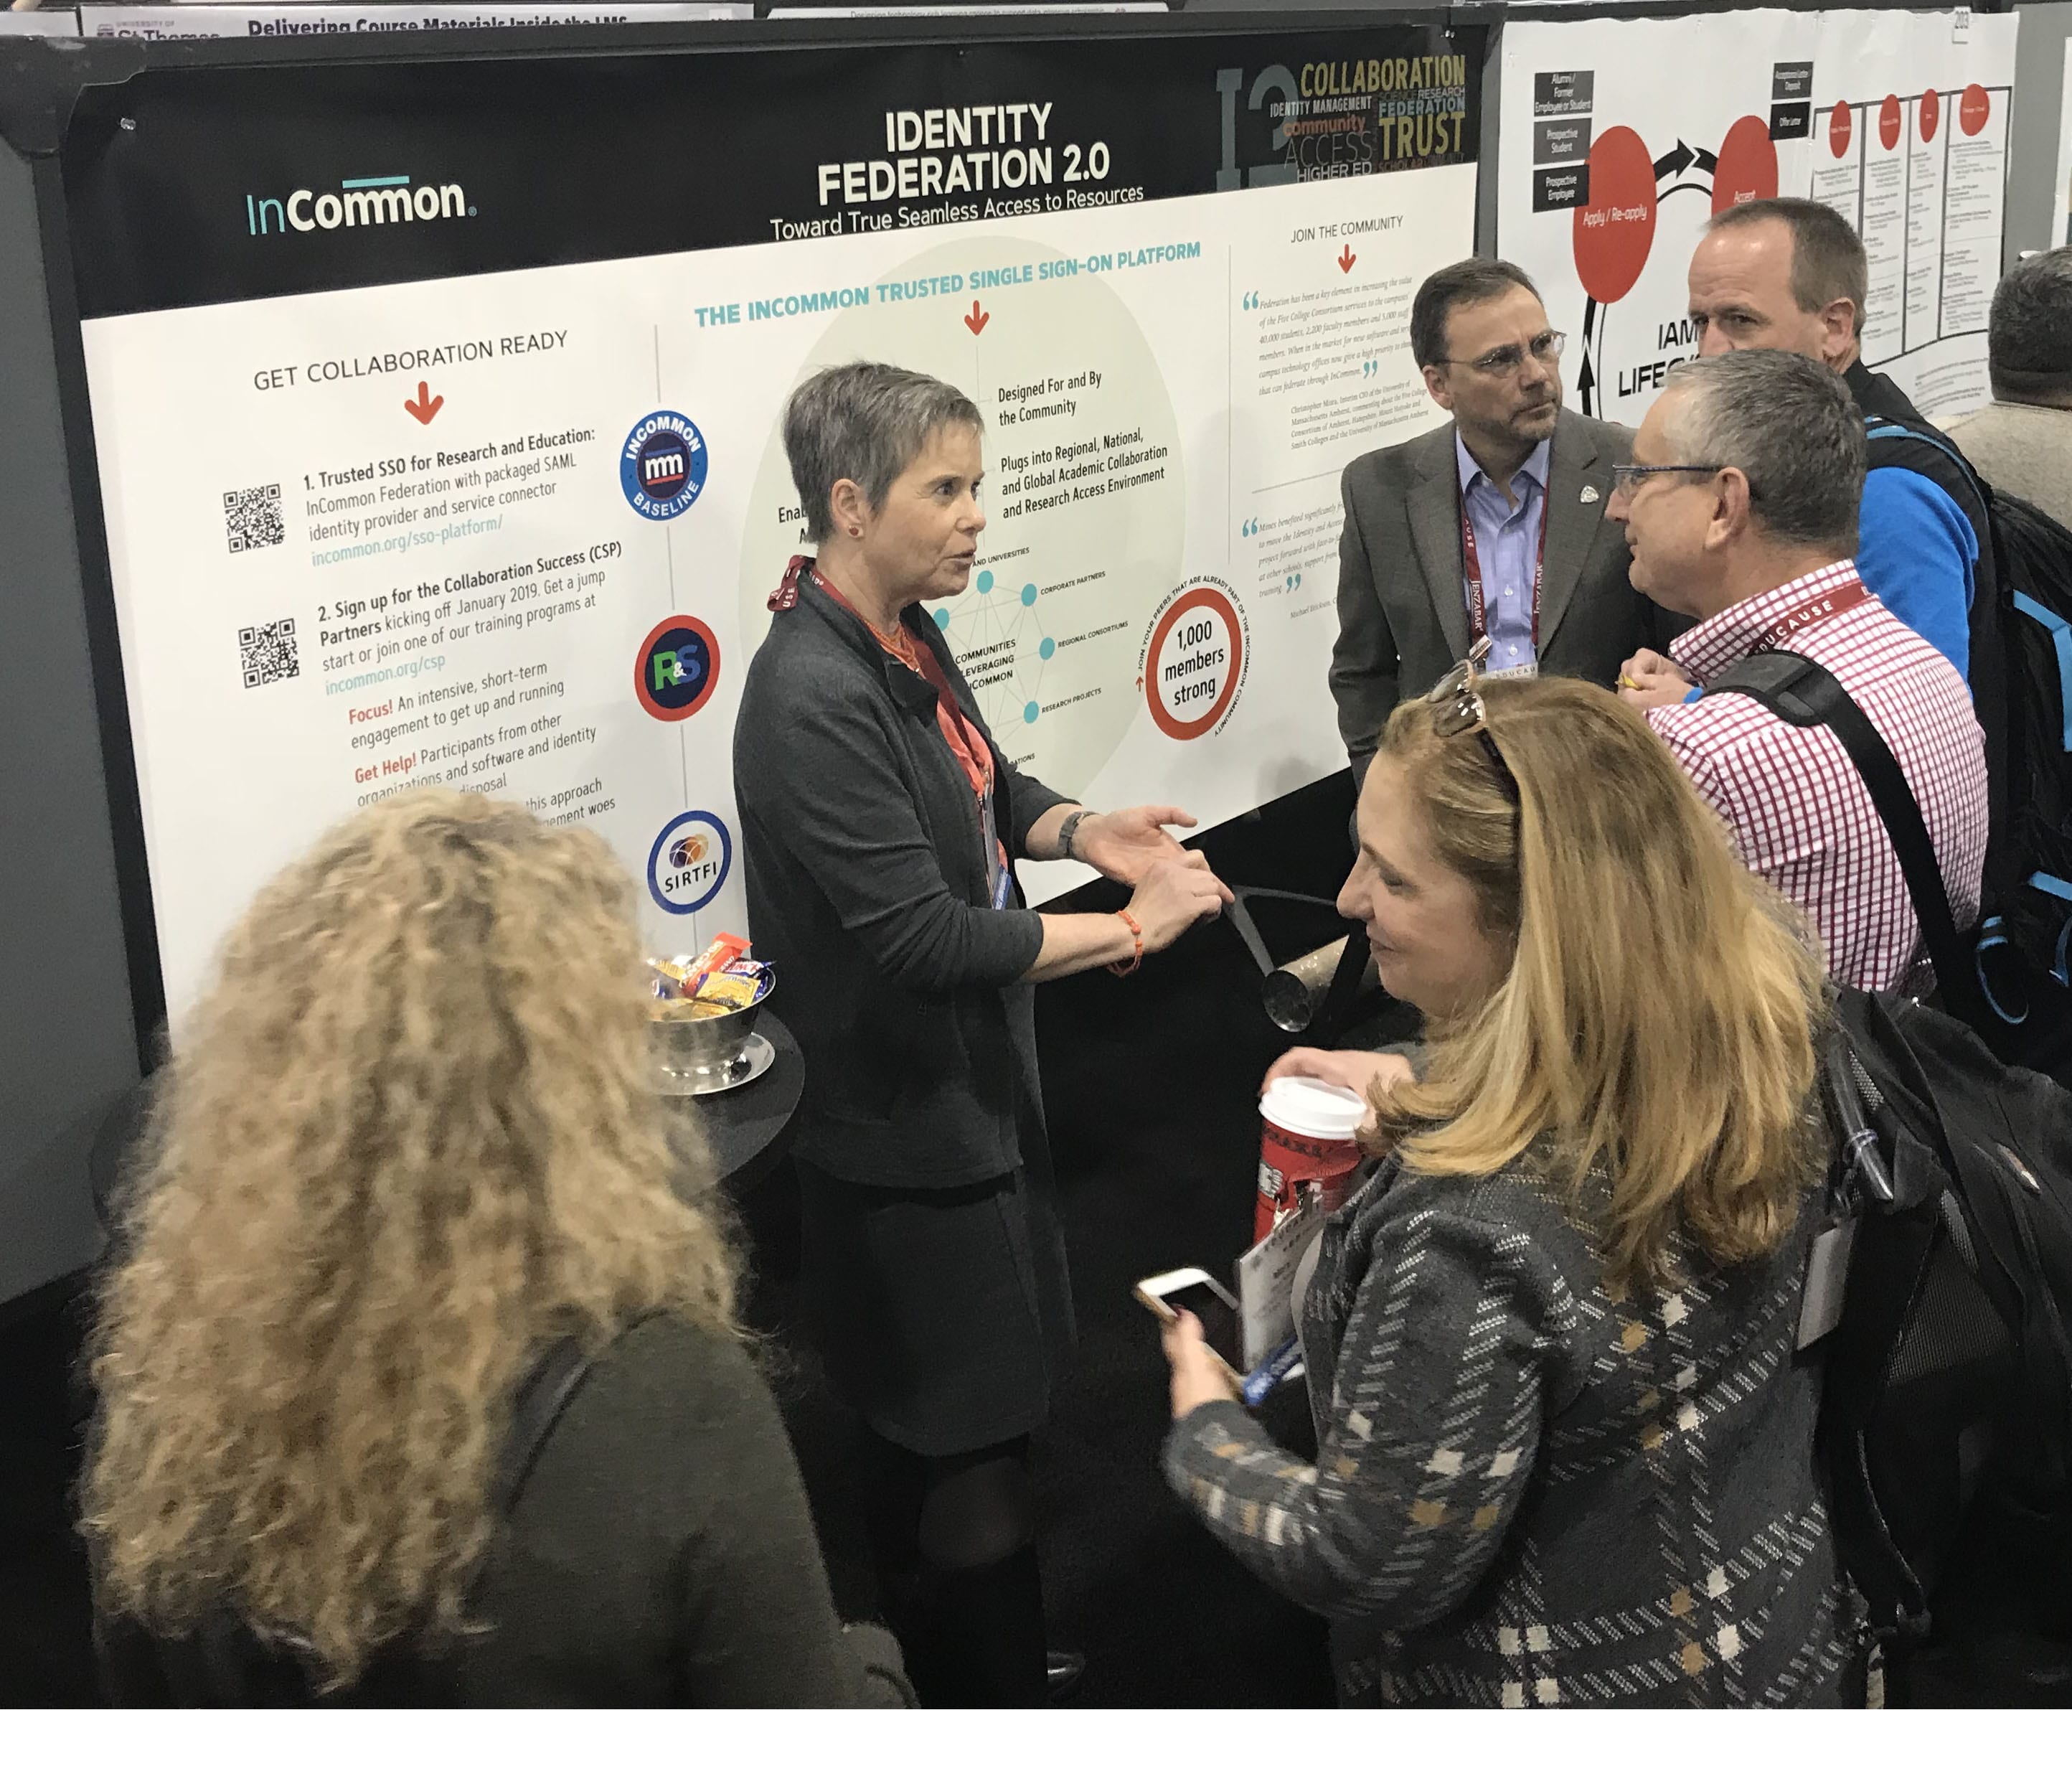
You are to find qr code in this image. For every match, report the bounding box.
[239,619,299,689]
[223,483,284,553]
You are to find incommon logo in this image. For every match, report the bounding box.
[245,174,475,237]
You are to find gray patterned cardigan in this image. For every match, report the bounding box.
[1163,1151,1863,1706]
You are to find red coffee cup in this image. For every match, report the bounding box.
[1256,1076,1368,1242]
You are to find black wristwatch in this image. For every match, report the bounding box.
[1055,808,1095,862]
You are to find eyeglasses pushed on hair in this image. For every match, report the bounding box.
[1426,636,1522,807]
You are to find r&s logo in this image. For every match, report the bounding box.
[635,616,721,722]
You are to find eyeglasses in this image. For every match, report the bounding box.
[1426,636,1521,807]
[1609,462,1737,493]
[1437,330,1566,378]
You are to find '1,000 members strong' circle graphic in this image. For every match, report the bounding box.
[1139,579,1249,741]
[621,411,710,520]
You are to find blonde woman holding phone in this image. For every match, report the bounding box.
[1161,666,1863,1706]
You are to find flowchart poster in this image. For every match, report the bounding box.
[62,28,1482,1025]
[1498,8,2015,426]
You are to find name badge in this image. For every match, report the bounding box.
[981,783,1012,908]
[1796,1217,1858,1350]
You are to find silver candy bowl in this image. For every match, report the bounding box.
[649,978,771,1094]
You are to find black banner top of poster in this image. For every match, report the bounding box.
[17,10,1487,319]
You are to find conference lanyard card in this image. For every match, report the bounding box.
[1236,1204,1327,1371]
[981,786,1011,908]
[1795,1216,1857,1350]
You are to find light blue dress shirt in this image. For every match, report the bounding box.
[1455,433,1551,677]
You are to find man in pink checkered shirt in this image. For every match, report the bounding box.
[1609,350,1987,992]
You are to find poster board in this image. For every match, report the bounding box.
[47,17,1483,1031]
[0,10,80,34]
[2057,37,2072,250]
[1497,6,2017,426]
[72,4,753,38]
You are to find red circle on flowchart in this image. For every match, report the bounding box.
[1878,95,1902,151]
[1829,103,1854,159]
[1919,88,1941,141]
[1572,127,1656,304]
[1710,116,1779,212]
[1959,84,1990,136]
[1144,586,1243,741]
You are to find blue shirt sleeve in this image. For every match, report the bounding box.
[1854,466,1977,685]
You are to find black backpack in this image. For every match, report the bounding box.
[1711,642,2071,1085]
[1861,418,2072,1066]
[1808,988,2072,1704]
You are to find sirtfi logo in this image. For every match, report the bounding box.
[648,811,733,916]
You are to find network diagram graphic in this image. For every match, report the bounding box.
[932,567,1058,731]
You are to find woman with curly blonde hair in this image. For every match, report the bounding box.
[86,788,908,1705]
[1160,668,1863,1706]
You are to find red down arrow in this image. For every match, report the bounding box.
[404,382,444,424]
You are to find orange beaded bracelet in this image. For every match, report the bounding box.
[1108,908,1144,977]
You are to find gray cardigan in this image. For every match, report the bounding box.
[1164,1149,1863,1706]
[734,569,1068,1186]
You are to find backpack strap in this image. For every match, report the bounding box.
[489,1334,596,1517]
[1708,651,1989,1030]
[2012,588,2072,753]
[1863,418,1987,501]
[1862,417,1997,556]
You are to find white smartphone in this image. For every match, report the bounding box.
[1135,1267,1244,1378]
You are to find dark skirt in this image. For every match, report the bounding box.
[796,1142,1076,1457]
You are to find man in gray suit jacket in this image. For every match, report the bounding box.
[1331,258,1653,782]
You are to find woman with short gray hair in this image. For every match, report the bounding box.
[735,360,1230,1705]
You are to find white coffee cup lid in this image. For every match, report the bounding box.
[1260,1075,1367,1140]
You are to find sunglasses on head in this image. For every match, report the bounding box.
[1425,636,1522,807]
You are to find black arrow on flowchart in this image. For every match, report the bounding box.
[1693,146,1719,172]
[1653,140,1694,179]
[1576,301,1600,417]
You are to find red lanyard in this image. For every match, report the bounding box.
[791,558,1012,901]
[1459,480,1548,647]
[1750,578,1871,652]
[801,564,994,794]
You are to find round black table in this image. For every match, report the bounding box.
[89,1010,806,1234]
[662,1008,804,1197]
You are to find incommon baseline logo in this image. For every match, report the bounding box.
[245,174,475,237]
[621,412,710,522]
